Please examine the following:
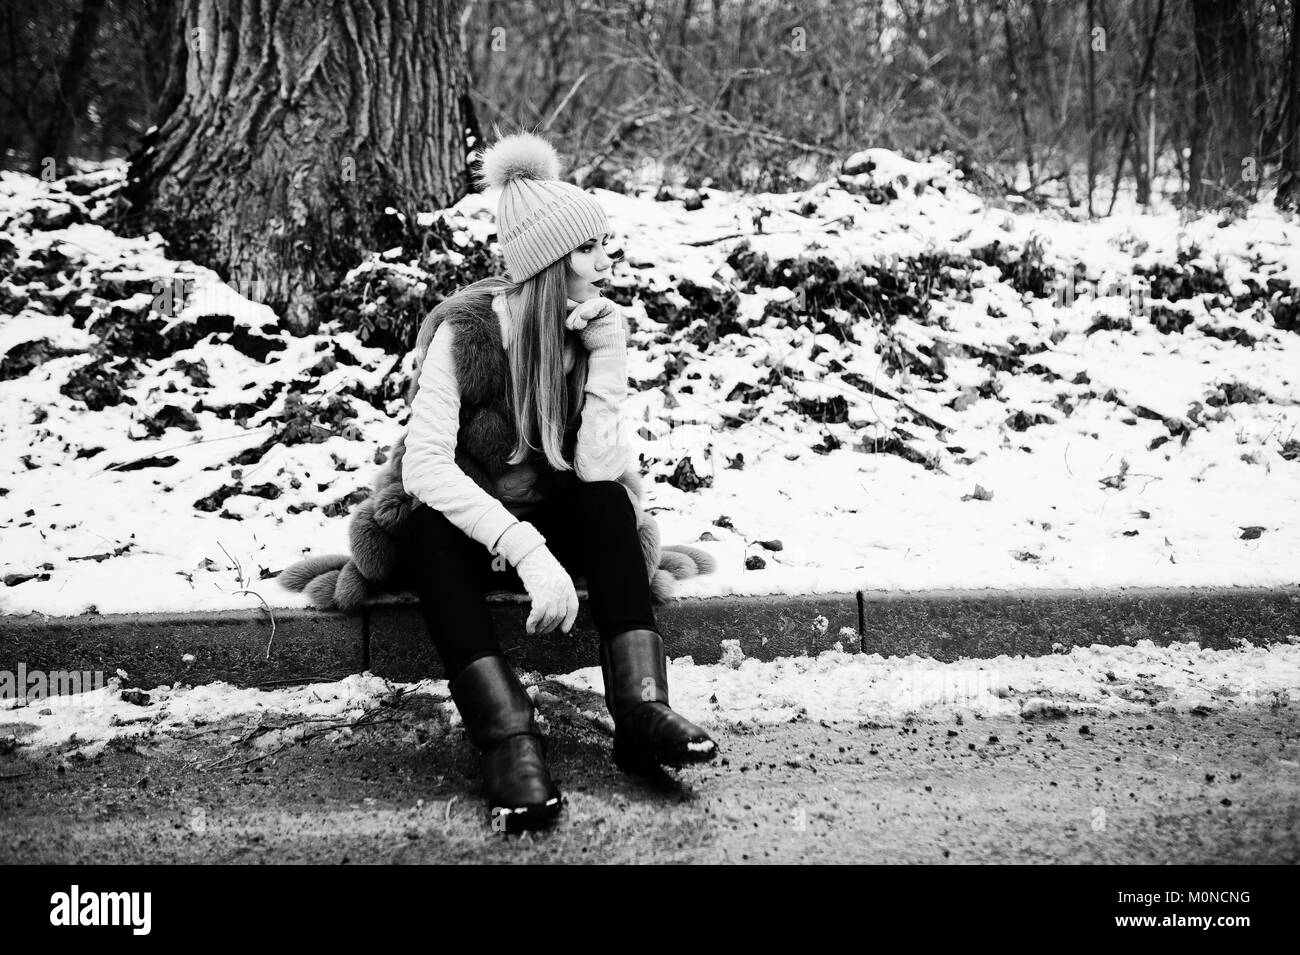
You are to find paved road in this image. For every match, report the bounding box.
[2,683,1298,863]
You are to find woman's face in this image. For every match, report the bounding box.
[566,231,618,302]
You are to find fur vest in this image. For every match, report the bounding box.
[420,280,581,499]
[279,278,715,612]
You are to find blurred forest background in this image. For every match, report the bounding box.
[3,0,1298,213]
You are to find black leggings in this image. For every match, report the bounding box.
[402,478,659,680]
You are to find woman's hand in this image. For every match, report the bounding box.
[566,296,625,352]
[515,544,579,635]
[492,521,578,635]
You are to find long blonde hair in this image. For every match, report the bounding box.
[500,256,588,469]
[412,258,588,472]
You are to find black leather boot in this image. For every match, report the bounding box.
[449,654,562,831]
[599,628,718,774]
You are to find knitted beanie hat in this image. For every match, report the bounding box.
[475,132,610,283]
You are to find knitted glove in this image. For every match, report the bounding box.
[493,521,579,635]
[564,297,630,479]
[565,296,626,353]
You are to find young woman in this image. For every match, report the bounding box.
[398,132,717,831]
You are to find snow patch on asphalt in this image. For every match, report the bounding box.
[3,638,1297,755]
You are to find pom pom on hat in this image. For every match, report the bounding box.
[474,131,610,282]
[476,131,562,191]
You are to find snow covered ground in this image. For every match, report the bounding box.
[3,637,1297,757]
[1,151,1298,618]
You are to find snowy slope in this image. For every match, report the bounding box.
[1,153,1298,618]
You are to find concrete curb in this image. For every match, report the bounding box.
[1,585,1297,689]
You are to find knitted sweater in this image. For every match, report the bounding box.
[400,292,631,569]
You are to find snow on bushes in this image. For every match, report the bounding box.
[1,152,1299,616]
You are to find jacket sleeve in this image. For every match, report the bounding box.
[401,321,545,568]
[573,314,632,482]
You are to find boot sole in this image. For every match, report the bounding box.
[613,738,719,775]
[489,795,563,832]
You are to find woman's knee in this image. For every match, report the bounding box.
[574,478,633,512]
[572,480,640,538]
[409,505,477,552]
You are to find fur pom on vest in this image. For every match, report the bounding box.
[278,278,716,612]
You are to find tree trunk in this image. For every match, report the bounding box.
[1000,0,1037,187]
[140,0,188,124]
[118,0,478,335]
[1106,0,1165,215]
[1187,0,1259,207]
[1085,0,1097,216]
[669,0,695,82]
[1278,0,1300,211]
[31,0,108,176]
